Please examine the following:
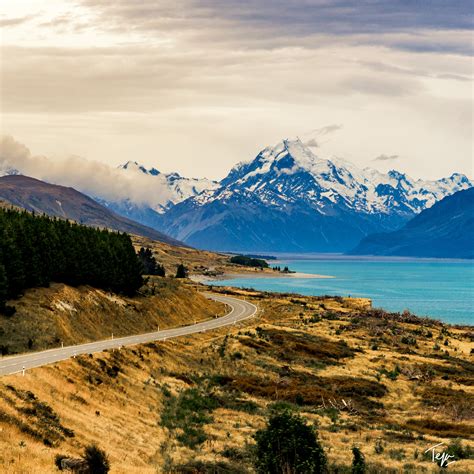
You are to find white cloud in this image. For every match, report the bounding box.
[0,135,176,207]
[0,1,472,181]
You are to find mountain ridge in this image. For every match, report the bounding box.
[0,175,183,246]
[350,187,474,259]
[156,138,471,252]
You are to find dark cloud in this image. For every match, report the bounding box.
[78,0,474,55]
[373,154,399,162]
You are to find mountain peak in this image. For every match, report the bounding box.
[119,161,161,176]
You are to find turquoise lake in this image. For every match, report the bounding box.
[210,257,474,325]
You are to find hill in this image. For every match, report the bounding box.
[351,188,474,258]
[0,282,472,473]
[156,138,471,252]
[0,175,182,245]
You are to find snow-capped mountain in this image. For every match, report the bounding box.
[0,165,20,177]
[351,188,474,258]
[118,161,217,213]
[99,161,218,230]
[157,138,472,252]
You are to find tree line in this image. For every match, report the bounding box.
[229,255,269,268]
[0,208,144,314]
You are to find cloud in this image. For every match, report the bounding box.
[0,135,175,208]
[373,154,399,162]
[304,139,319,148]
[78,0,474,55]
[0,15,34,27]
[312,124,343,136]
[1,1,472,181]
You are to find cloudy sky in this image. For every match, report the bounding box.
[1,0,473,182]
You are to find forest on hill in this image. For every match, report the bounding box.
[0,208,144,313]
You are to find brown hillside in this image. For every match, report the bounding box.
[0,283,472,473]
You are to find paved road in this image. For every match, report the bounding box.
[0,293,257,377]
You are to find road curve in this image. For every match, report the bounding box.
[0,293,257,377]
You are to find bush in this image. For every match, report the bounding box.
[83,444,110,474]
[175,264,188,279]
[160,388,219,448]
[445,438,474,460]
[54,454,67,471]
[352,447,366,473]
[254,411,327,474]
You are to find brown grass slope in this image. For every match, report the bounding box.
[0,278,225,355]
[0,283,472,473]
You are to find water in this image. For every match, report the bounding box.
[210,257,474,325]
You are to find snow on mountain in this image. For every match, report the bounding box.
[197,138,471,216]
[0,165,20,177]
[159,138,472,252]
[118,160,218,213]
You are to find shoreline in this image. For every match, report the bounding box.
[190,271,335,284]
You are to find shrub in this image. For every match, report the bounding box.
[401,336,416,346]
[160,388,219,448]
[352,447,366,474]
[175,263,188,278]
[83,444,110,474]
[54,454,67,471]
[374,439,384,455]
[445,438,474,460]
[253,411,327,474]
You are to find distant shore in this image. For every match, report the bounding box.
[190,271,334,284]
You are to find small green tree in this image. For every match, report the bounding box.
[83,444,110,474]
[175,264,188,279]
[254,410,327,474]
[352,447,366,474]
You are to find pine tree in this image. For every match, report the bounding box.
[176,264,188,279]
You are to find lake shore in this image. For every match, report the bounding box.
[190,270,334,284]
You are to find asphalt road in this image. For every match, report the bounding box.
[0,293,257,377]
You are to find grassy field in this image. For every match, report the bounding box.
[0,281,472,473]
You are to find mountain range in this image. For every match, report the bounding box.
[151,139,472,252]
[351,187,474,259]
[97,161,218,229]
[1,137,471,254]
[0,175,182,246]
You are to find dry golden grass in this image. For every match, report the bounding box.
[131,235,307,280]
[0,282,472,473]
[0,278,225,355]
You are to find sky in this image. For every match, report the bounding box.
[0,0,473,183]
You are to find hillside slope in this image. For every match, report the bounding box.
[0,279,224,355]
[0,175,182,245]
[351,188,474,258]
[0,285,472,473]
